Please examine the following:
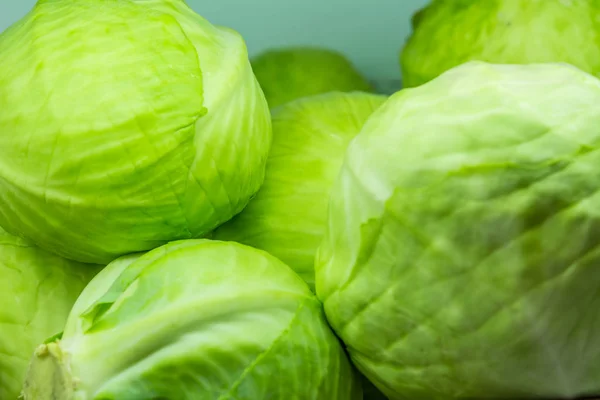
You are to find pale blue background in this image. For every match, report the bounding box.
[0,0,428,81]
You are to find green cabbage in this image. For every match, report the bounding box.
[316,62,600,399]
[361,374,389,400]
[0,0,271,264]
[0,227,101,400]
[214,92,386,290]
[23,240,362,400]
[401,0,600,87]
[251,47,373,108]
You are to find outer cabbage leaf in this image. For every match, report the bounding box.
[252,47,373,108]
[317,62,600,399]
[0,0,271,264]
[214,92,386,290]
[0,227,101,400]
[23,240,361,400]
[401,0,600,87]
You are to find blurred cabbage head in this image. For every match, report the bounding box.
[251,47,373,108]
[0,0,271,264]
[0,227,100,400]
[23,239,361,400]
[214,92,386,290]
[316,62,600,399]
[401,0,600,87]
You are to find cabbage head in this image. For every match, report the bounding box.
[401,0,600,87]
[0,0,271,264]
[214,92,386,290]
[252,47,373,108]
[0,227,101,400]
[23,239,361,400]
[316,62,600,399]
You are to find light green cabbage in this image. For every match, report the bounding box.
[23,239,361,400]
[401,0,600,87]
[316,62,600,399]
[0,0,271,264]
[0,227,101,400]
[214,92,386,290]
[251,47,373,108]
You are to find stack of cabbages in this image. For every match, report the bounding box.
[2,0,600,399]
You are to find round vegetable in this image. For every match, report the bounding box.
[0,227,101,400]
[214,92,386,290]
[252,47,373,108]
[0,0,271,264]
[23,240,362,400]
[401,0,600,87]
[316,62,600,399]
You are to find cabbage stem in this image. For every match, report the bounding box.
[21,342,76,400]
